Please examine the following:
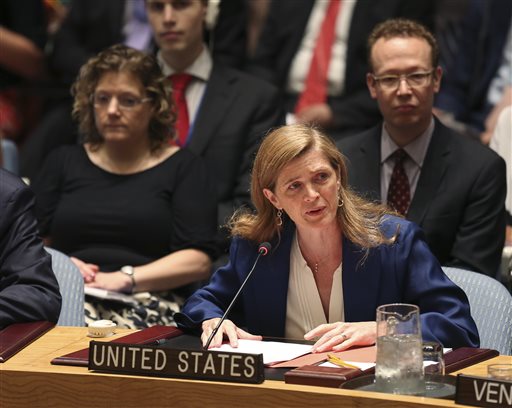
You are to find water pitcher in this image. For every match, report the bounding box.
[375,303,425,395]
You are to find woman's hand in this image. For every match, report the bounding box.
[304,321,377,352]
[201,318,262,349]
[70,257,99,283]
[85,271,133,293]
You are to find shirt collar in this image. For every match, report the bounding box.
[157,45,212,82]
[380,118,435,167]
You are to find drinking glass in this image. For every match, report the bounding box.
[488,364,512,380]
[375,303,425,395]
[423,342,445,376]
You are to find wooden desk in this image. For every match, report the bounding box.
[1,327,510,408]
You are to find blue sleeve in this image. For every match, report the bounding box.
[175,237,251,330]
[393,220,480,348]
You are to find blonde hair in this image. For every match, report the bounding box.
[230,124,397,252]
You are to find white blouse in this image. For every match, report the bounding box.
[285,232,344,339]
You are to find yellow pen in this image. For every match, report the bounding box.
[326,354,361,370]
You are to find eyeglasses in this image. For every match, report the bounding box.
[371,70,434,91]
[92,93,152,111]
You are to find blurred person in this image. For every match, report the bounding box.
[247,0,435,140]
[434,0,512,142]
[175,124,479,351]
[20,0,246,181]
[0,0,46,142]
[337,18,506,278]
[0,168,61,329]
[32,45,218,329]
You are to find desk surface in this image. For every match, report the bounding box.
[0,327,510,408]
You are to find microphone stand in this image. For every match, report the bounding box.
[203,245,269,350]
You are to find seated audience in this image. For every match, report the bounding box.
[0,168,61,329]
[145,0,283,254]
[247,0,435,140]
[32,45,218,329]
[337,18,506,278]
[20,0,249,181]
[175,124,479,350]
[434,0,512,142]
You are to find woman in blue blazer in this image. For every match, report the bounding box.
[176,124,479,351]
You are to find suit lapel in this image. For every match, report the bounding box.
[342,238,381,322]
[249,224,294,337]
[408,121,451,224]
[187,65,237,155]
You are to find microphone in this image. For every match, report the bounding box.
[203,242,272,350]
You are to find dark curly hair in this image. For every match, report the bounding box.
[71,44,176,151]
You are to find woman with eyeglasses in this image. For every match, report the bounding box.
[32,44,218,329]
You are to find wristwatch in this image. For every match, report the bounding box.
[120,265,136,292]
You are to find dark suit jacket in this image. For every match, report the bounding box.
[176,217,479,348]
[0,169,61,329]
[434,0,512,132]
[337,119,507,277]
[187,63,284,229]
[247,0,435,139]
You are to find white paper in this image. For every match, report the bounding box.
[209,339,313,365]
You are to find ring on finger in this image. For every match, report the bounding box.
[340,333,348,342]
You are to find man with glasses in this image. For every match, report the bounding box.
[337,19,506,278]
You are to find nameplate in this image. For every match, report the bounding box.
[455,374,512,407]
[88,341,265,384]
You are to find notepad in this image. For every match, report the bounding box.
[209,339,313,366]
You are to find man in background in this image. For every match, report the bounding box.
[337,18,506,277]
[145,0,283,255]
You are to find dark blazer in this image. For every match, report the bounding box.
[434,0,512,132]
[187,63,284,228]
[248,0,435,139]
[0,169,61,329]
[176,216,479,348]
[337,119,507,277]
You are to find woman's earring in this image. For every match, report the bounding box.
[276,209,283,226]
[338,194,344,208]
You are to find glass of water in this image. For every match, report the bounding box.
[375,303,425,395]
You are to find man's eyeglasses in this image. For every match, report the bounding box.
[92,93,152,111]
[371,70,434,91]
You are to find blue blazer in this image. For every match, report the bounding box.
[177,216,479,348]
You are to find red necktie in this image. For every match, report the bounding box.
[169,73,193,146]
[295,0,341,114]
[387,149,411,216]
